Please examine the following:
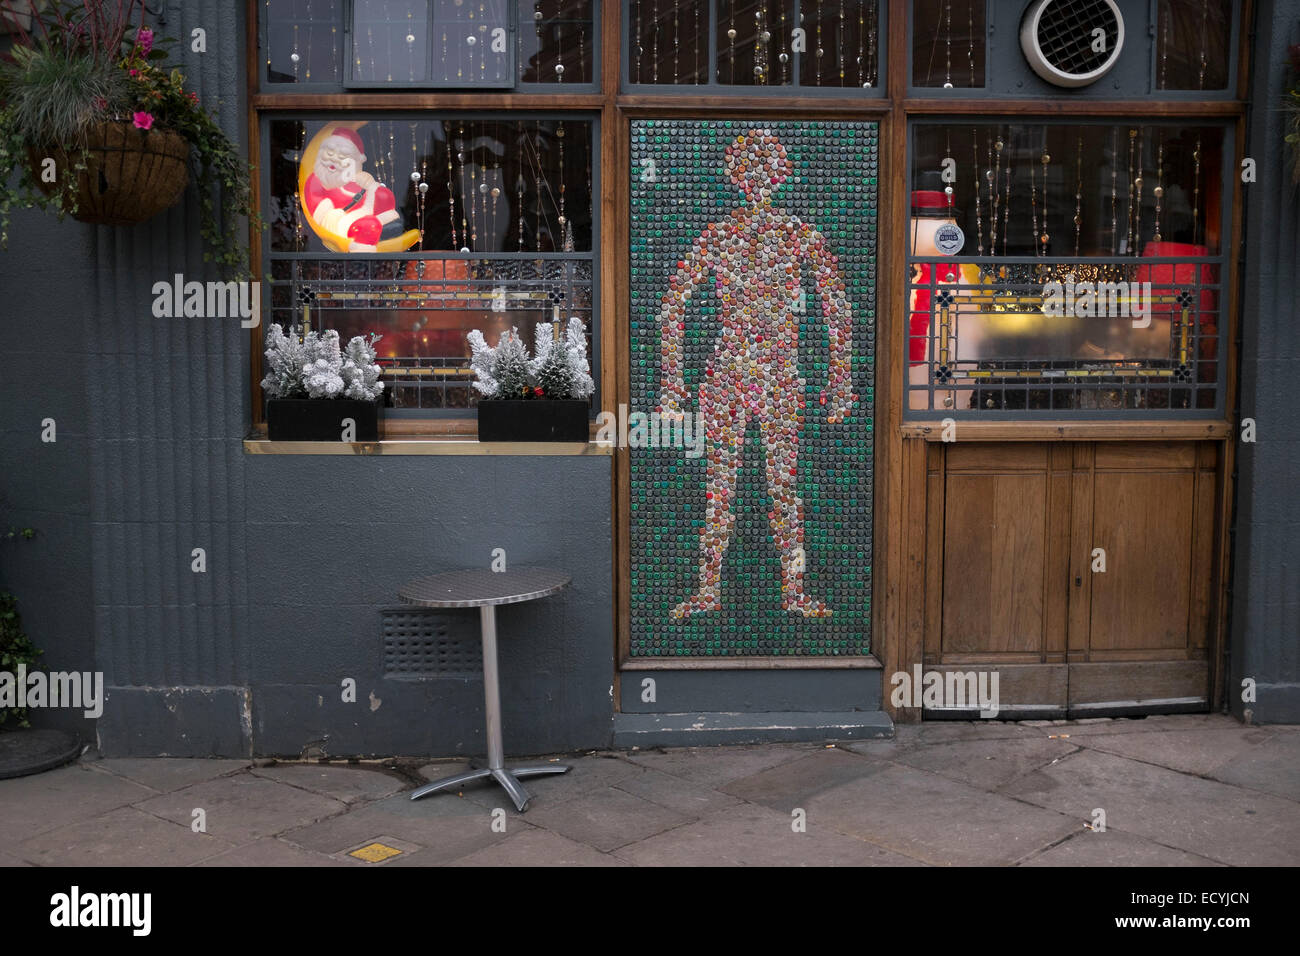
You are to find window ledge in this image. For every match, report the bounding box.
[900,421,1233,442]
[243,439,614,456]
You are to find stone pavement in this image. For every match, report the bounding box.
[1,713,1296,866]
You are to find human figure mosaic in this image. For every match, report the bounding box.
[630,120,877,657]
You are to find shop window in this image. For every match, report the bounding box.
[1154,0,1234,91]
[906,121,1228,416]
[261,0,596,89]
[625,0,881,90]
[264,116,595,413]
[910,0,985,89]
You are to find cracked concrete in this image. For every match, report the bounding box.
[0,714,1294,866]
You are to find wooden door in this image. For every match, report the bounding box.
[1067,442,1216,714]
[922,440,1217,718]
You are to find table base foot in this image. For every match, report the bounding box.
[509,763,571,778]
[409,768,493,801]
[409,763,571,812]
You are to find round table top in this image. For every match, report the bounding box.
[398,566,571,608]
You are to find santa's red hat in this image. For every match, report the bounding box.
[326,127,366,158]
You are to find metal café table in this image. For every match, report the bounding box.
[398,566,571,812]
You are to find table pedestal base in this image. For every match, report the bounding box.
[410,763,570,812]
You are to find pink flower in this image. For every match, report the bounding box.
[132,111,154,130]
[128,68,139,77]
[136,27,154,56]
[188,91,199,103]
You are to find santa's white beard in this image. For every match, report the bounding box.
[315,156,358,190]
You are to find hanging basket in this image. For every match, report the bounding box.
[29,120,191,226]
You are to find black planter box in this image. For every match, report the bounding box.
[266,398,380,441]
[477,399,589,442]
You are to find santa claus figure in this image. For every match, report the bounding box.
[303,128,403,252]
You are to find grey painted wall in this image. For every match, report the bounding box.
[1231,0,1300,724]
[0,0,614,756]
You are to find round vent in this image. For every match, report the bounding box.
[1020,0,1125,88]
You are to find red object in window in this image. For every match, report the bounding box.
[1136,241,1219,363]
[909,262,933,366]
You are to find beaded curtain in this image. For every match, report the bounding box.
[629,119,877,657]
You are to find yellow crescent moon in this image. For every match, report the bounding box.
[298,120,421,254]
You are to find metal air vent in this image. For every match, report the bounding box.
[1020,0,1125,88]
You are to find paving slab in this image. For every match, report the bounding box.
[804,762,1080,866]
[1025,713,1238,738]
[134,773,347,843]
[613,801,926,867]
[90,757,250,792]
[892,737,1082,791]
[281,791,512,864]
[195,837,348,867]
[610,764,743,816]
[720,747,886,808]
[1019,829,1225,867]
[841,722,1038,759]
[520,786,694,852]
[623,742,821,789]
[16,806,236,867]
[1208,733,1300,802]
[250,763,405,804]
[447,826,626,867]
[415,759,476,781]
[1002,748,1300,866]
[0,764,156,843]
[1072,728,1278,777]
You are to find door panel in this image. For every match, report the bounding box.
[922,440,1218,719]
[941,473,1047,655]
[1088,472,1195,651]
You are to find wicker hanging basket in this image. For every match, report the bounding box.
[29,119,191,226]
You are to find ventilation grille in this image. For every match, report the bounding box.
[1021,0,1124,88]
[381,609,482,676]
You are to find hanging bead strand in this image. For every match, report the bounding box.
[972,128,985,256]
[1133,129,1144,255]
[447,125,459,250]
[1110,127,1119,255]
[1039,144,1051,255]
[943,0,953,88]
[1073,135,1084,257]
[1153,134,1165,243]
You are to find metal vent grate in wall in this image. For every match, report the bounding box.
[381,609,482,676]
[1020,0,1124,88]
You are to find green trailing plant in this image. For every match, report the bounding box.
[1286,44,1300,185]
[0,0,259,276]
[0,525,38,728]
[0,591,41,728]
